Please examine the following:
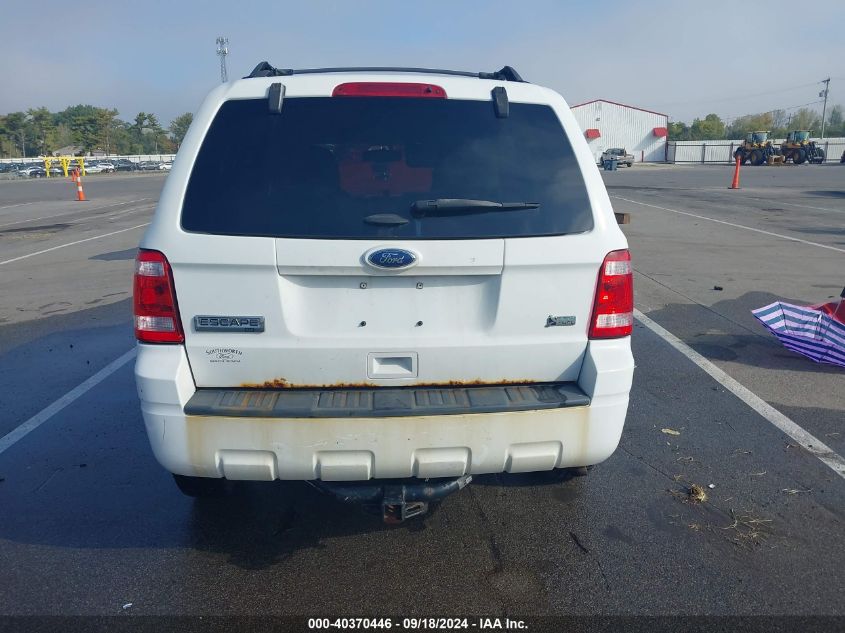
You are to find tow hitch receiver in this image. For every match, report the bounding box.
[315,475,473,523]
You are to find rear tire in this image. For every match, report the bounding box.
[813,148,825,164]
[750,149,764,165]
[173,474,229,498]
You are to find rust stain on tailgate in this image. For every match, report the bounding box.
[238,377,537,389]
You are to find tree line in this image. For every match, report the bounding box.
[0,106,194,158]
[3,102,843,155]
[669,105,844,141]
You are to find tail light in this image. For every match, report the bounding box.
[332,82,447,98]
[589,249,633,339]
[133,249,184,343]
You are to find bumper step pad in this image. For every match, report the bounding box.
[184,382,590,418]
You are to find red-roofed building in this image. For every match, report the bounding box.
[570,99,669,163]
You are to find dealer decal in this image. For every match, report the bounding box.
[205,348,243,363]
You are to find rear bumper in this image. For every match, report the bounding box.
[134,339,634,481]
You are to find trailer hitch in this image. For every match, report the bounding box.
[314,475,473,523]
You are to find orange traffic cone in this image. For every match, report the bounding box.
[71,168,78,183]
[76,173,87,201]
[728,156,741,190]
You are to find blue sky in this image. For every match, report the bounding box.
[1,0,842,126]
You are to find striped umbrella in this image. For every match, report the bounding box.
[752,291,845,368]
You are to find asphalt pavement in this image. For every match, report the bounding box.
[0,166,842,622]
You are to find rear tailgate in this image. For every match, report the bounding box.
[171,233,601,387]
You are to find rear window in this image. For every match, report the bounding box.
[181,96,593,239]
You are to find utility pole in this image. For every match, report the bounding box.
[216,36,229,83]
[819,78,830,139]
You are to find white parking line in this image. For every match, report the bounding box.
[0,202,34,210]
[0,223,150,266]
[0,198,150,229]
[0,349,136,457]
[691,190,844,214]
[612,195,845,254]
[635,309,845,480]
[106,204,155,220]
[745,197,842,214]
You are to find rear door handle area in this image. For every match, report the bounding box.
[367,352,418,379]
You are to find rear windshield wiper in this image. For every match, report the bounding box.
[410,199,540,217]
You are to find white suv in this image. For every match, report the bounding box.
[134,63,634,520]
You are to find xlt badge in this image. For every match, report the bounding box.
[194,316,265,332]
[546,315,576,327]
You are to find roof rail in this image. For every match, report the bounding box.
[244,62,526,83]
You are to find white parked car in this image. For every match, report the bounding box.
[134,63,634,521]
[16,164,45,177]
[158,162,172,171]
[86,162,115,174]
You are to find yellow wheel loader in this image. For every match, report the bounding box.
[781,131,825,164]
[733,131,777,166]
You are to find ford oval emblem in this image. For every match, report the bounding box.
[365,247,418,270]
